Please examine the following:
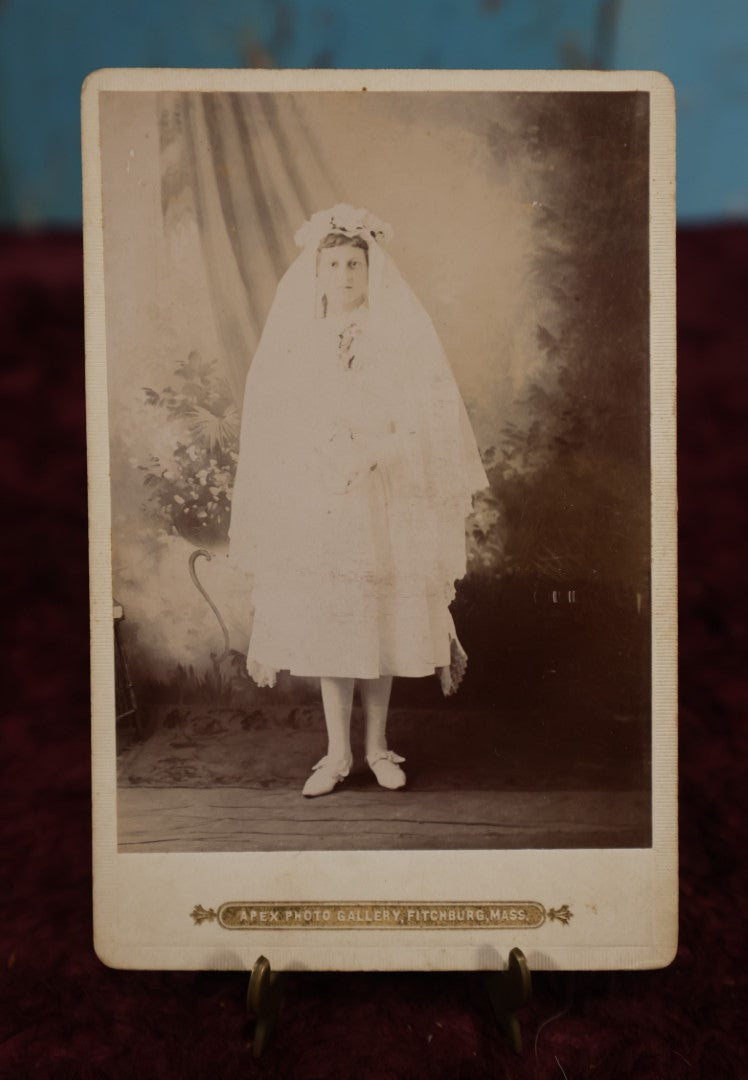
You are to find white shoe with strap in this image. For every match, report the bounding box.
[302,755,351,797]
[367,749,406,790]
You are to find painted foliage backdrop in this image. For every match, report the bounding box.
[101,89,650,715]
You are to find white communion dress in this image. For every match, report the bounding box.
[228,206,488,687]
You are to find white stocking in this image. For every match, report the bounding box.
[320,676,354,767]
[361,675,394,760]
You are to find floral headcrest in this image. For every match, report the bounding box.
[294,204,393,250]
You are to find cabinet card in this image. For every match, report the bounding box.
[83,68,677,971]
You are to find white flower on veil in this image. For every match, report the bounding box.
[294,203,394,250]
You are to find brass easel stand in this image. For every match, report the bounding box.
[246,956,287,1057]
[484,947,533,1053]
[246,948,532,1059]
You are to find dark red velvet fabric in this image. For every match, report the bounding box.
[1,228,746,1078]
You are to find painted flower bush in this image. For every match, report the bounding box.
[465,461,505,576]
[140,351,239,544]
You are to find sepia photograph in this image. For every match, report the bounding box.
[84,68,676,970]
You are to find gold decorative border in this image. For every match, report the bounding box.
[191,902,573,930]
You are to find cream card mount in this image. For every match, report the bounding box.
[83,68,676,972]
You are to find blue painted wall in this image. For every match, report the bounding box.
[0,0,745,224]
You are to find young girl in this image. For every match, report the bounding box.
[229,205,487,797]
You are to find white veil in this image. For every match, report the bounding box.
[229,205,488,609]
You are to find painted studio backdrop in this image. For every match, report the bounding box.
[101,90,652,852]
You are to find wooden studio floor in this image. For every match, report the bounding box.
[116,704,651,852]
[118,785,648,852]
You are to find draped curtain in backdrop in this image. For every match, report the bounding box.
[157,91,338,405]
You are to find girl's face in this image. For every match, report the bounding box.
[317,243,368,315]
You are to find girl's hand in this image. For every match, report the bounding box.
[321,429,372,493]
